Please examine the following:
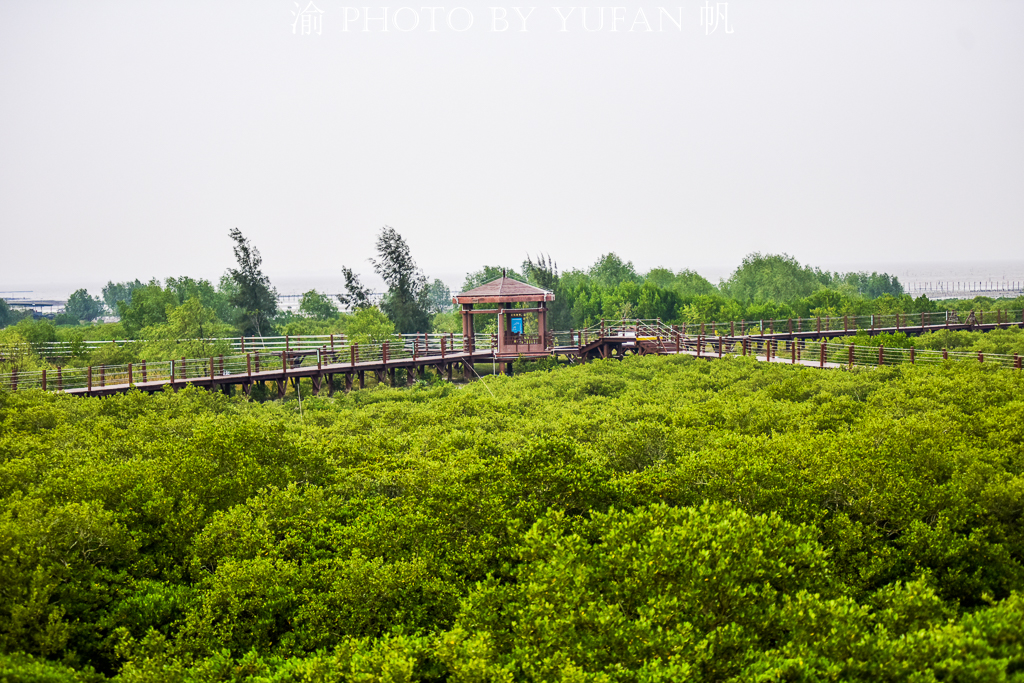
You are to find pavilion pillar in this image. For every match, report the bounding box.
[462,303,474,352]
[539,302,548,348]
[497,307,506,355]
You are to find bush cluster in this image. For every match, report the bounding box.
[1,355,1023,680]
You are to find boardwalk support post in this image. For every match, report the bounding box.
[848,344,854,369]
[41,369,47,391]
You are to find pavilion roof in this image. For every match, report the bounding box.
[453,276,555,304]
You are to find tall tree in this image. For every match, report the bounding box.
[102,279,144,313]
[299,290,339,319]
[227,228,278,336]
[64,289,104,322]
[371,226,430,333]
[337,266,373,311]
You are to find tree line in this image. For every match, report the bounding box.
[2,228,1022,360]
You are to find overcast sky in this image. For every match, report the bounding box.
[1,1,1022,296]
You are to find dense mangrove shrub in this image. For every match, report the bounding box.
[1,355,1023,680]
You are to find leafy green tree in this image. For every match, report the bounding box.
[344,306,396,344]
[523,254,573,330]
[101,279,144,313]
[425,279,452,315]
[337,267,372,311]
[460,265,525,292]
[227,228,278,336]
[588,252,641,288]
[164,276,234,322]
[64,289,104,322]
[298,290,339,320]
[117,281,177,336]
[0,298,14,329]
[720,253,824,304]
[371,226,430,334]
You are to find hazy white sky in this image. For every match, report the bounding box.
[1,1,1022,296]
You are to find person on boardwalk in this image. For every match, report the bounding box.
[966,310,977,328]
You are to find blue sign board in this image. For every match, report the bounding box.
[510,317,524,334]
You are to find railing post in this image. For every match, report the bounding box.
[1016,354,1021,370]
[878,346,884,366]
[169,360,175,387]
[730,321,735,336]
[910,348,915,365]
[352,344,357,367]
[718,337,723,358]
[788,318,792,334]
[127,363,133,387]
[181,357,186,382]
[247,353,252,379]
[330,334,335,353]
[844,315,848,332]
[57,366,63,391]
[979,351,984,364]
[241,336,246,353]
[441,337,446,359]
[100,365,106,388]
[791,340,796,364]
[210,357,215,386]
[819,343,825,368]
[87,366,92,395]
[943,348,948,360]
[848,344,853,369]
[383,341,389,365]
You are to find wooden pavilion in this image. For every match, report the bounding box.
[454,274,555,359]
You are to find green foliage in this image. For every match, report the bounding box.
[424,279,452,315]
[227,228,278,336]
[64,290,104,322]
[461,265,525,292]
[372,227,430,334]
[0,298,19,329]
[2,351,1024,679]
[117,282,177,337]
[337,267,372,311]
[588,252,641,289]
[101,280,144,314]
[344,306,396,344]
[297,290,339,320]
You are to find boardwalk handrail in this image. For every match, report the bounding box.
[4,309,1022,361]
[3,328,1021,394]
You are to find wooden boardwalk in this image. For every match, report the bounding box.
[3,314,1023,397]
[60,349,494,398]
